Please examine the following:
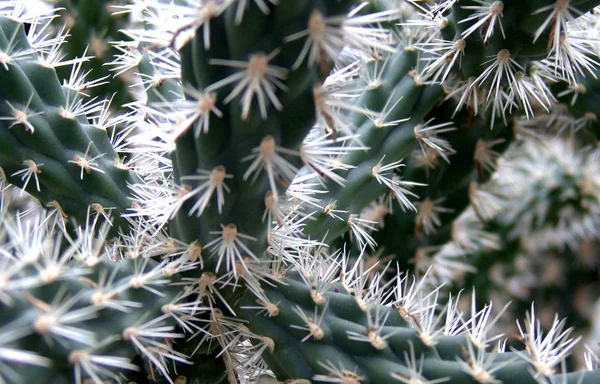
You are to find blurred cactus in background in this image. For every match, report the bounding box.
[44,0,137,108]
[1,0,600,383]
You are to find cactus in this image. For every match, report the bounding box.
[425,134,600,353]
[1,1,600,384]
[0,12,139,231]
[239,268,600,383]
[0,207,188,383]
[45,0,136,109]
